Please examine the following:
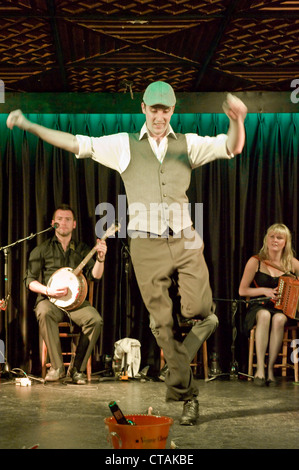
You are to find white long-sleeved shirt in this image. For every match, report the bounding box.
[75,123,234,172]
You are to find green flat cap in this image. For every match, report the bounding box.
[143,81,176,107]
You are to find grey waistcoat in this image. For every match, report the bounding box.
[121,132,193,235]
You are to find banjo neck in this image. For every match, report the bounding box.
[73,222,120,276]
[73,245,98,276]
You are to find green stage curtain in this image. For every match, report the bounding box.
[0,112,298,374]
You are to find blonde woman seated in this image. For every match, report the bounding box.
[239,223,299,386]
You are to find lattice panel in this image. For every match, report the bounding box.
[0,0,47,13]
[67,66,198,93]
[56,0,227,16]
[215,19,299,67]
[252,0,299,11]
[213,17,299,86]
[0,18,56,67]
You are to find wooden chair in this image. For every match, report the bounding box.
[248,324,298,382]
[41,280,94,381]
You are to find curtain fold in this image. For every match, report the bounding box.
[0,112,298,375]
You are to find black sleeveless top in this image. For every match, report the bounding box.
[253,269,280,290]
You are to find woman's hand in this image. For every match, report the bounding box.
[263,287,279,300]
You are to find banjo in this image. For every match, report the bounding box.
[47,222,120,311]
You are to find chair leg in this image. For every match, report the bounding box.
[291,328,298,383]
[248,328,255,380]
[160,349,166,369]
[202,341,208,380]
[41,340,48,379]
[192,352,198,375]
[281,330,288,377]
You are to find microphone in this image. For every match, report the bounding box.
[52,222,59,229]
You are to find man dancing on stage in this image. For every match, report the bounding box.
[7,81,247,424]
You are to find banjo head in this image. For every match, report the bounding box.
[47,267,87,310]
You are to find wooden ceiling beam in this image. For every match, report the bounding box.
[45,0,68,91]
[2,11,299,20]
[194,0,240,90]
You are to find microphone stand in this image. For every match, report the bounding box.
[208,297,272,381]
[0,224,56,375]
[120,242,132,380]
[122,243,132,339]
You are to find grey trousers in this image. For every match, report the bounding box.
[130,229,218,401]
[35,299,103,372]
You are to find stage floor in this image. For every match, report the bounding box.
[1,373,299,452]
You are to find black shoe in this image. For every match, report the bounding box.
[180,398,199,426]
[70,367,87,385]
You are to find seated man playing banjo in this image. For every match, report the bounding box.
[24,204,107,384]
